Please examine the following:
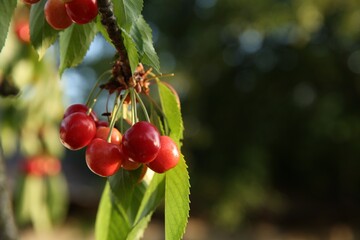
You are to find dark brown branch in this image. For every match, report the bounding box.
[0,138,18,240]
[97,0,132,83]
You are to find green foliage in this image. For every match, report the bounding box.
[122,31,140,73]
[30,0,58,59]
[95,172,166,240]
[94,80,191,240]
[15,174,68,231]
[59,23,97,75]
[130,16,160,73]
[95,183,129,240]
[165,155,190,240]
[113,0,144,31]
[158,81,190,239]
[0,0,17,54]
[1,1,189,239]
[112,0,160,73]
[158,82,184,142]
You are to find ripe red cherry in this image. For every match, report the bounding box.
[95,126,122,145]
[65,0,98,24]
[60,112,96,150]
[122,121,161,163]
[22,156,44,176]
[86,138,122,177]
[122,157,142,170]
[96,120,109,127]
[45,0,73,30]
[63,104,98,121]
[14,20,30,43]
[23,0,41,4]
[120,145,141,170]
[147,136,180,173]
[42,156,61,176]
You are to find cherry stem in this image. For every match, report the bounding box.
[130,88,137,125]
[145,73,175,82]
[105,92,113,122]
[107,90,129,143]
[86,89,103,116]
[134,91,150,122]
[85,70,111,107]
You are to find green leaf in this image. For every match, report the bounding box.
[134,173,165,223]
[95,183,132,240]
[130,16,160,73]
[30,0,59,58]
[128,173,165,240]
[108,167,143,210]
[158,81,190,240]
[59,22,97,75]
[158,81,184,141]
[165,155,190,240]
[113,0,143,31]
[0,0,17,54]
[122,30,140,73]
[46,174,68,224]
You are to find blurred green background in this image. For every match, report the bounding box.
[2,0,360,239]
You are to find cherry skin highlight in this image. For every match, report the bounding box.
[65,0,98,24]
[45,0,73,30]
[122,121,161,163]
[86,138,122,177]
[147,136,180,173]
[60,112,96,150]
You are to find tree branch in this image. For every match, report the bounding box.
[0,138,18,240]
[97,0,132,84]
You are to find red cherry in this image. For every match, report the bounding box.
[85,138,122,177]
[23,0,41,4]
[14,20,30,43]
[42,156,61,176]
[44,0,73,30]
[122,121,161,163]
[63,104,98,122]
[121,153,141,171]
[60,112,96,150]
[147,136,180,173]
[95,126,122,145]
[96,120,109,127]
[65,0,98,24]
[22,156,44,176]
[121,145,141,170]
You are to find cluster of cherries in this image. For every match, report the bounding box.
[21,155,61,177]
[23,0,98,30]
[59,104,180,177]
